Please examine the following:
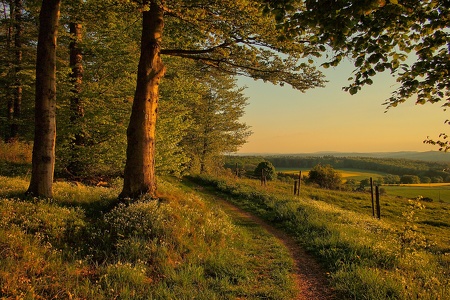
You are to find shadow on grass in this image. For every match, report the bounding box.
[0,161,31,177]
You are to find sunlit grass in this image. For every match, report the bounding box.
[0,176,295,299]
[384,185,450,203]
[194,174,450,300]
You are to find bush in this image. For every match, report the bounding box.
[400,175,420,184]
[254,161,277,181]
[307,164,342,190]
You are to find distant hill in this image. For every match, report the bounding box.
[237,151,450,163]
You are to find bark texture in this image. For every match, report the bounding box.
[120,1,166,199]
[27,0,60,197]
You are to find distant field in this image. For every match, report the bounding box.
[277,168,386,181]
[384,185,450,203]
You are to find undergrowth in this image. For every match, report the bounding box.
[0,176,295,299]
[191,174,450,300]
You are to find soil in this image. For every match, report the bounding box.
[215,198,336,300]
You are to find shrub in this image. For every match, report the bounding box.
[307,164,342,190]
[400,175,420,184]
[254,161,277,181]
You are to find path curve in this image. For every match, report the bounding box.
[215,198,335,300]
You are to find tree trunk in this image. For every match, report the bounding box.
[10,0,22,142]
[5,0,13,141]
[27,0,60,198]
[119,1,165,199]
[68,21,85,175]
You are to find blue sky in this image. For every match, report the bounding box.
[237,60,448,154]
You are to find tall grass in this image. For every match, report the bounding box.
[0,177,295,299]
[192,174,450,300]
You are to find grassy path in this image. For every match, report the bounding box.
[184,181,335,300]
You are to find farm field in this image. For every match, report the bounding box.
[384,185,450,204]
[279,167,450,203]
[277,167,386,181]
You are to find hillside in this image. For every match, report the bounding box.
[237,151,450,163]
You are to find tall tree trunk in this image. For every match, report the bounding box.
[68,21,85,175]
[120,1,165,199]
[27,0,60,198]
[5,0,13,141]
[10,0,22,142]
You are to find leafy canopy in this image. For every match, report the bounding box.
[265,0,449,149]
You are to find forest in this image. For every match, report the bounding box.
[1,1,449,299]
[1,0,448,201]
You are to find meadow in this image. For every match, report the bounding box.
[2,141,449,299]
[384,185,450,204]
[279,167,450,203]
[0,176,296,299]
[193,174,450,299]
[278,167,386,181]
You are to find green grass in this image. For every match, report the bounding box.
[278,167,385,178]
[0,176,295,299]
[384,185,450,204]
[193,174,450,300]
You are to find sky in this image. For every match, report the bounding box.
[236,60,448,154]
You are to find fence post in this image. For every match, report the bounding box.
[294,180,298,195]
[298,171,302,196]
[370,177,375,217]
[375,185,381,219]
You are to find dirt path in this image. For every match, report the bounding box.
[215,198,335,300]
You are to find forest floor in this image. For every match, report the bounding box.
[190,183,336,300]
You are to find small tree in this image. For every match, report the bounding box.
[400,175,420,184]
[254,161,276,181]
[384,174,401,184]
[359,178,371,189]
[307,164,342,190]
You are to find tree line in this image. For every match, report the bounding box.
[226,155,450,183]
[1,0,448,200]
[268,156,450,179]
[1,0,253,195]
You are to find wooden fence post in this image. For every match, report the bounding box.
[375,185,381,219]
[370,177,375,217]
[297,171,302,196]
[294,181,298,195]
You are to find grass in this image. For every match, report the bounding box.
[384,185,450,204]
[0,176,296,299]
[193,174,450,300]
[278,167,386,181]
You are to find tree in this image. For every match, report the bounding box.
[383,174,400,184]
[359,178,371,189]
[307,164,342,189]
[273,0,449,150]
[26,0,61,197]
[183,71,251,174]
[254,161,277,181]
[66,1,85,176]
[1,0,36,143]
[8,0,23,142]
[55,0,139,178]
[400,175,420,184]
[119,1,165,199]
[156,57,196,176]
[119,0,325,199]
